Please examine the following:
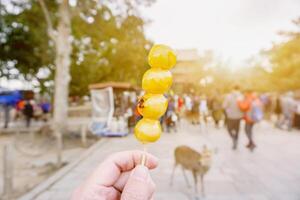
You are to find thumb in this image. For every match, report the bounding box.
[121,165,155,200]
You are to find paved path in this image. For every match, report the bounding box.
[22,121,300,200]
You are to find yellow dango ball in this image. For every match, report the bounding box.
[142,68,172,94]
[137,94,168,119]
[134,118,162,143]
[148,44,177,70]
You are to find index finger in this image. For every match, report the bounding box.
[86,150,158,187]
[107,150,158,171]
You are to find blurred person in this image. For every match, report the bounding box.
[125,101,135,132]
[177,95,184,113]
[223,86,243,150]
[184,94,193,123]
[176,96,184,121]
[294,98,300,129]
[211,94,224,128]
[277,92,296,131]
[274,94,282,122]
[40,100,51,122]
[165,97,177,132]
[176,95,184,123]
[242,91,263,151]
[199,95,209,125]
[15,99,25,120]
[23,100,34,127]
[3,103,11,129]
[173,94,178,111]
[134,101,142,124]
[191,96,200,125]
[260,93,271,119]
[72,151,158,200]
[184,94,192,112]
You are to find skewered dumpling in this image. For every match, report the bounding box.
[137,94,168,119]
[148,44,177,70]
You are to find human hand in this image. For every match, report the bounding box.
[72,150,158,200]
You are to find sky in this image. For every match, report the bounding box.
[141,0,300,67]
[1,0,300,89]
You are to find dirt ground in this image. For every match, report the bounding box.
[0,130,98,199]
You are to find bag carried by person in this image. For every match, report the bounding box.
[238,99,251,112]
[249,100,263,122]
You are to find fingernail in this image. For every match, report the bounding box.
[132,165,148,181]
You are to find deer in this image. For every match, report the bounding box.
[170,145,213,196]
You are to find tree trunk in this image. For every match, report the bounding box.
[53,0,72,167]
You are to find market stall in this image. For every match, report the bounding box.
[88,82,139,136]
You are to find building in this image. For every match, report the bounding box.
[172,49,205,85]
[171,49,214,94]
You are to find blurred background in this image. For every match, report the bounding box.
[0,0,300,199]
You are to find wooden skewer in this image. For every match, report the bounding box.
[141,144,147,166]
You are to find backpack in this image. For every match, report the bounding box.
[238,99,251,112]
[250,100,263,122]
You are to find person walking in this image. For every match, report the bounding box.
[184,94,193,123]
[223,86,244,150]
[165,97,177,132]
[294,98,300,129]
[191,96,200,125]
[277,92,296,131]
[40,100,51,122]
[15,99,25,120]
[199,95,208,125]
[176,95,184,122]
[274,94,282,124]
[23,100,34,128]
[3,103,11,129]
[242,91,263,151]
[211,94,224,128]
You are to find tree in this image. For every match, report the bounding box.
[1,0,154,166]
[70,6,151,96]
[34,0,71,167]
[0,1,55,94]
[266,17,300,91]
[0,1,152,96]
[38,0,154,167]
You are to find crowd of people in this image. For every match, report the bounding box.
[156,86,300,151]
[3,87,299,141]
[123,87,300,140]
[0,98,51,129]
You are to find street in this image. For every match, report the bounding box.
[20,120,300,200]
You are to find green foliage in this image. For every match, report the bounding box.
[70,6,151,96]
[0,0,152,96]
[0,0,56,93]
[268,33,300,91]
